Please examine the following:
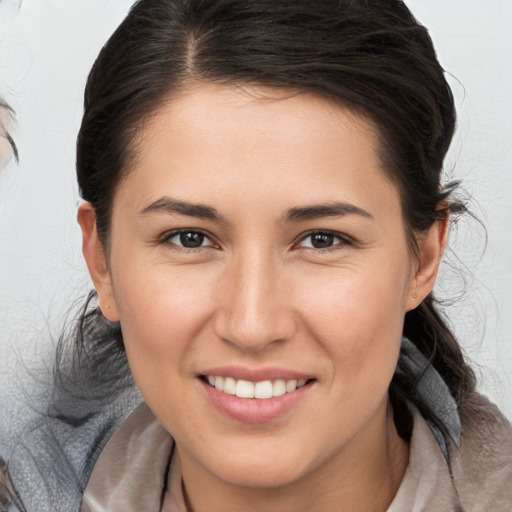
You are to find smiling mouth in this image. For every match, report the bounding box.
[201,375,314,399]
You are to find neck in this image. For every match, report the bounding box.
[175,400,409,512]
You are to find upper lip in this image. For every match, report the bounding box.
[199,366,314,382]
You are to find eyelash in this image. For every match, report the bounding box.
[295,230,354,252]
[159,229,217,251]
[159,229,353,253]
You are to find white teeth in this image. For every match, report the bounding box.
[223,377,236,395]
[285,379,297,392]
[236,379,255,398]
[273,379,286,397]
[207,376,309,399]
[254,380,273,399]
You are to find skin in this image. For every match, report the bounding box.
[79,84,448,512]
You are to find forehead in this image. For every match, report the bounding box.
[117,83,401,220]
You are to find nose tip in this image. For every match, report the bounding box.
[213,262,296,352]
[214,306,295,351]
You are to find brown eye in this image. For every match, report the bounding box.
[180,231,205,248]
[310,233,334,248]
[164,230,214,249]
[298,231,348,250]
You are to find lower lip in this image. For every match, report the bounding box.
[199,378,313,424]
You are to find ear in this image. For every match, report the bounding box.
[406,209,450,311]
[77,202,120,321]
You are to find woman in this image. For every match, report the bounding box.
[4,0,512,510]
[0,100,19,512]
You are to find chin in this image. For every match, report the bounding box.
[209,456,310,489]
[177,432,313,489]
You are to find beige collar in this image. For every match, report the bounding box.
[80,403,174,512]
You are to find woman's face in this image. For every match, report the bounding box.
[81,84,443,492]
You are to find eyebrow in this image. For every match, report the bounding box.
[138,197,226,222]
[139,197,373,223]
[284,202,374,222]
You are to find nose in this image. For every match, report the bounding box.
[213,249,297,352]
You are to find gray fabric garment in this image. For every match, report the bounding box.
[2,381,142,512]
[396,338,461,457]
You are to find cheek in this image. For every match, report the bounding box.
[301,263,409,328]
[109,258,217,376]
[296,257,410,381]
[294,264,408,437]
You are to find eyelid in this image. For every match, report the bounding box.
[157,228,354,251]
[295,230,354,250]
[159,228,218,249]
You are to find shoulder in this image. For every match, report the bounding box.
[452,393,512,511]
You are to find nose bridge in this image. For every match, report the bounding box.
[215,244,295,350]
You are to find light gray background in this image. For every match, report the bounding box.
[0,0,511,418]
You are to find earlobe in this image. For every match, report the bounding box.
[406,209,450,311]
[77,202,120,322]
